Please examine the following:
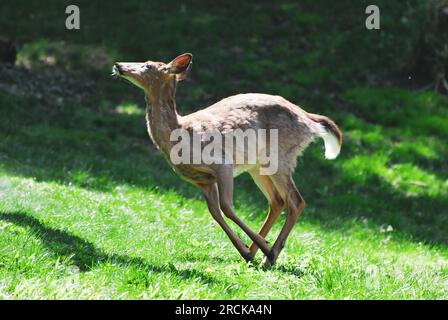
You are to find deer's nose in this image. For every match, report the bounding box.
[114,63,123,73]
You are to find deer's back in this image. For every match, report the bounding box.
[169,94,323,183]
[181,93,316,136]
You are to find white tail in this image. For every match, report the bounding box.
[307,112,342,160]
[319,127,341,160]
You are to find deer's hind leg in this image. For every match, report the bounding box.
[248,171,286,258]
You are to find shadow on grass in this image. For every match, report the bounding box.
[0,93,201,198]
[0,211,223,286]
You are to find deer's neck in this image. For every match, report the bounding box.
[145,80,181,155]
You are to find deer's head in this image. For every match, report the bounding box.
[112,53,193,94]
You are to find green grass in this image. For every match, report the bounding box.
[1,0,448,299]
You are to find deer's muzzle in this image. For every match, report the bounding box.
[112,63,122,76]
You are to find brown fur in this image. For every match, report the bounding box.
[113,54,342,266]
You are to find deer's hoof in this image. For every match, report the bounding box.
[267,249,276,262]
[261,249,276,267]
[261,258,275,268]
[243,252,253,262]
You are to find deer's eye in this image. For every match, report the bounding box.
[142,64,151,70]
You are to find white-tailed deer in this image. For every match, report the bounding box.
[112,53,342,266]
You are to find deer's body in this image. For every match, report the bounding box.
[113,54,342,266]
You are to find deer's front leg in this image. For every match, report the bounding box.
[216,166,272,257]
[201,183,253,262]
[262,176,305,267]
[248,172,286,258]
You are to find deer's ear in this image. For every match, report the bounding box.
[175,62,192,81]
[167,53,193,74]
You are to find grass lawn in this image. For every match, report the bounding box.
[0,0,447,299]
